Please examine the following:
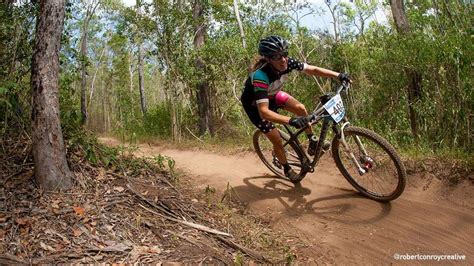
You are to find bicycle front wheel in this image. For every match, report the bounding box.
[253,129,307,182]
[332,126,406,201]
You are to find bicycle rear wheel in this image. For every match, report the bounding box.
[332,126,406,201]
[253,129,307,183]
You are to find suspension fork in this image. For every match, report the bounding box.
[337,121,368,175]
[339,122,369,157]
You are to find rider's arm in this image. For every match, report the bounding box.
[257,102,291,125]
[302,64,339,78]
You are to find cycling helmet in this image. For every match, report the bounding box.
[258,35,289,57]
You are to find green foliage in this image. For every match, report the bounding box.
[2,0,472,163]
[0,3,36,135]
[283,246,297,263]
[152,154,175,176]
[142,104,172,137]
[203,185,216,207]
[65,129,119,167]
[158,1,472,153]
[332,2,473,151]
[233,251,244,265]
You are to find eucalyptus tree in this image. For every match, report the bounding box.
[233,0,246,49]
[136,0,147,114]
[148,0,189,140]
[31,0,73,190]
[79,0,101,125]
[389,0,422,142]
[339,0,378,37]
[193,0,214,137]
[324,0,343,42]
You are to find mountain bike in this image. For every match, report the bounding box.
[253,81,406,201]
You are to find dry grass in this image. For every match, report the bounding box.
[0,132,296,264]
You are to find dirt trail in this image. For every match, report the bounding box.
[100,138,473,264]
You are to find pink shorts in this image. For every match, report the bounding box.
[273,91,290,107]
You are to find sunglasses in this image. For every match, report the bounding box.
[269,50,289,61]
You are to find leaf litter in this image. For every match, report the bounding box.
[0,133,296,264]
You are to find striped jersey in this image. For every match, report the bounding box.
[240,57,305,107]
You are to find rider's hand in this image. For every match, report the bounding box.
[338,72,351,83]
[289,116,310,129]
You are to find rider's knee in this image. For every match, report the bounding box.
[296,103,307,114]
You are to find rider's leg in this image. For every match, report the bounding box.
[282,96,313,136]
[282,94,330,154]
[265,128,297,179]
[264,128,287,165]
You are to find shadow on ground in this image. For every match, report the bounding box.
[229,175,392,225]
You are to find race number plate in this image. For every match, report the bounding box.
[323,94,345,123]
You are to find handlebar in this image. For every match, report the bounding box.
[305,81,351,125]
[336,80,351,94]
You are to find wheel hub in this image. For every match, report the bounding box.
[361,156,375,172]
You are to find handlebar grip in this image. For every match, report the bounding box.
[306,114,316,125]
[337,81,350,94]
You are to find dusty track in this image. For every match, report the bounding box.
[100,138,473,264]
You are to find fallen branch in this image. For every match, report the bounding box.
[165,230,233,265]
[185,127,204,143]
[165,229,203,249]
[138,203,232,238]
[32,245,130,264]
[0,255,25,264]
[87,242,132,253]
[127,183,178,219]
[31,252,86,264]
[156,174,179,193]
[127,183,232,237]
[216,236,271,263]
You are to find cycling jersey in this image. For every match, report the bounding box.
[240,57,306,108]
[240,57,306,133]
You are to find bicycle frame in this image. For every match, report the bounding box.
[278,106,335,173]
[277,82,369,175]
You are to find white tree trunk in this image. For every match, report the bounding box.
[233,0,246,49]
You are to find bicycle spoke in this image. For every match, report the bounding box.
[254,130,307,180]
[339,131,400,198]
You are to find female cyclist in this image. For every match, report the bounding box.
[240,35,351,181]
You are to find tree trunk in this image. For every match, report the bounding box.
[389,0,421,142]
[138,44,147,114]
[80,21,89,125]
[389,0,410,34]
[129,49,133,92]
[8,16,19,78]
[79,1,99,125]
[325,2,339,42]
[89,45,105,107]
[31,0,73,191]
[165,78,180,141]
[358,13,365,36]
[137,0,147,114]
[406,70,422,140]
[233,0,246,49]
[193,0,214,137]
